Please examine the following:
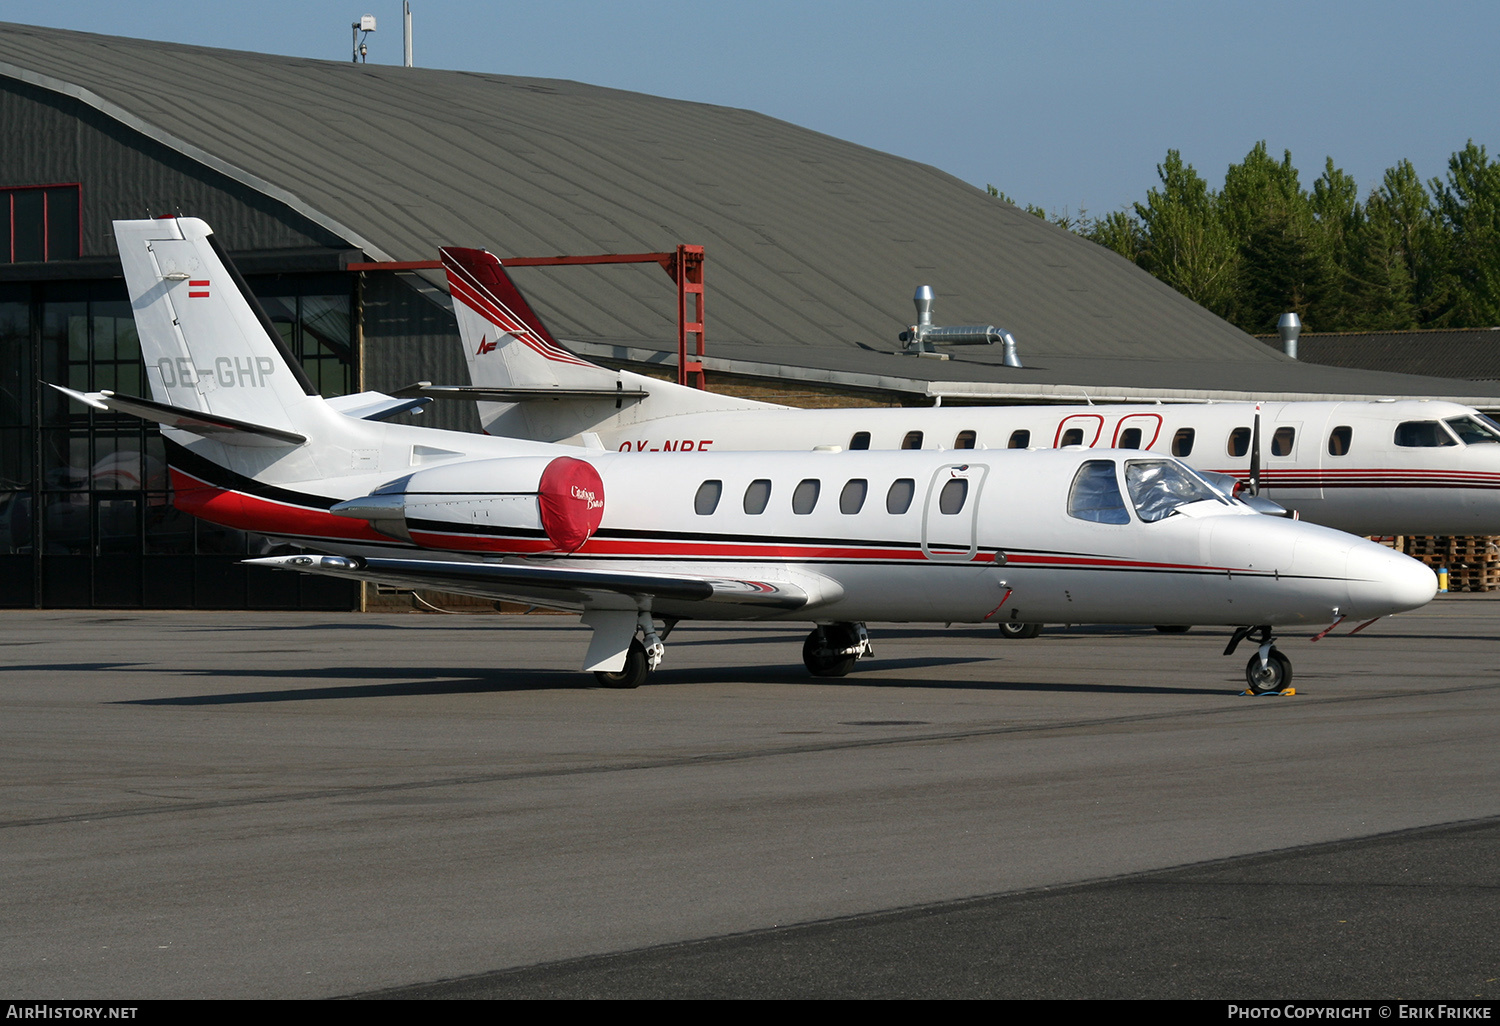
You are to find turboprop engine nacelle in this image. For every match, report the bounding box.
[330,454,606,553]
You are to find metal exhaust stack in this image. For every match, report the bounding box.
[899,285,1020,366]
[1278,312,1301,360]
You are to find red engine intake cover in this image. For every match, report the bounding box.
[537,456,605,552]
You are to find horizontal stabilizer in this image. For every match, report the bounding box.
[392,381,648,404]
[324,391,433,421]
[49,385,306,446]
[247,554,815,612]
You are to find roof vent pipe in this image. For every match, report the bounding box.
[1002,331,1022,369]
[1278,312,1301,360]
[403,1,413,67]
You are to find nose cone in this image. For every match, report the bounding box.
[1345,543,1438,617]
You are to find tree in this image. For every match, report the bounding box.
[1132,151,1238,317]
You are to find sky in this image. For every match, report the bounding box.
[10,1,1499,219]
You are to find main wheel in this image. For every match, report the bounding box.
[1154,625,1191,634]
[997,621,1042,640]
[803,625,857,677]
[595,638,648,689]
[1244,648,1291,694]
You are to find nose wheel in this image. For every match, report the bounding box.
[997,621,1042,639]
[1225,624,1293,694]
[1244,648,1292,694]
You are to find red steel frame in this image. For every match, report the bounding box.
[349,244,708,389]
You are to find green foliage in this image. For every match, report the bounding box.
[999,142,1500,333]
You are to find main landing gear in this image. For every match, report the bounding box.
[996,620,1042,639]
[1224,624,1292,694]
[593,616,672,689]
[803,622,874,677]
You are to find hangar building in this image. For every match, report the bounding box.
[3,21,1496,610]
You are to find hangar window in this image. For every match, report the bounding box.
[743,479,772,514]
[849,431,871,450]
[839,479,868,514]
[901,431,924,450]
[938,478,968,514]
[694,480,722,515]
[1067,460,1130,525]
[792,478,820,514]
[1008,430,1030,449]
[886,478,916,514]
[1394,421,1456,448]
[1171,428,1195,457]
[1228,427,1251,457]
[1060,428,1085,447]
[1118,427,1142,449]
[954,430,977,449]
[1328,426,1352,455]
[1,185,80,263]
[1271,427,1296,456]
[1445,416,1500,444]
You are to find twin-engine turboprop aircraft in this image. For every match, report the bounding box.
[54,218,1436,692]
[434,248,1500,540]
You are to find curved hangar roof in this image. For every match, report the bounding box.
[2,21,1495,405]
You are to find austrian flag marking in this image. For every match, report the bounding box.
[188,279,210,298]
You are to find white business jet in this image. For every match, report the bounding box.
[433,248,1500,541]
[53,219,1434,693]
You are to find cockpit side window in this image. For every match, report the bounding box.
[1067,460,1130,525]
[1125,460,1226,523]
[1394,421,1457,447]
[849,431,871,450]
[1445,416,1500,444]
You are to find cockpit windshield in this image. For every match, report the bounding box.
[1125,460,1228,523]
[1445,416,1500,444]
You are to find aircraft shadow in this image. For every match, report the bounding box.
[117,669,585,705]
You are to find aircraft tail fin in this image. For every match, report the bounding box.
[113,217,317,437]
[441,246,613,390]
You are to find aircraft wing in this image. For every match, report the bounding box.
[391,381,649,404]
[246,554,823,612]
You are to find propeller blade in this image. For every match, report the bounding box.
[1247,405,1262,496]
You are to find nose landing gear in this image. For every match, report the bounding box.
[1224,624,1293,694]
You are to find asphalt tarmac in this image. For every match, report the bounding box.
[2,598,1497,1000]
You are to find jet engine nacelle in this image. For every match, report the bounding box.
[331,454,606,553]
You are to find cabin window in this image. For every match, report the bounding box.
[1328,426,1352,456]
[954,430,977,449]
[938,478,968,514]
[1118,427,1142,449]
[1060,428,1084,447]
[792,479,821,514]
[839,479,868,514]
[886,478,916,514]
[743,479,772,514]
[1125,460,1226,523]
[1394,421,1456,447]
[1008,430,1030,449]
[901,431,924,450]
[1271,427,1295,456]
[694,480,722,515]
[1171,428,1195,457]
[1445,416,1500,444]
[1228,427,1251,457]
[1067,460,1130,525]
[849,431,871,450]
